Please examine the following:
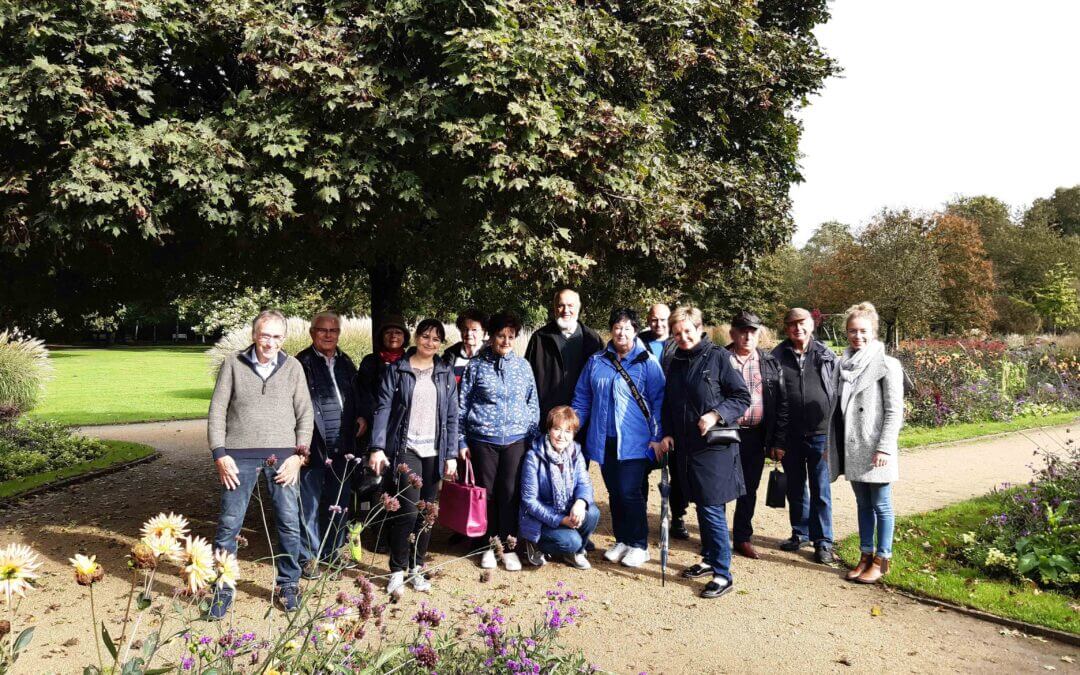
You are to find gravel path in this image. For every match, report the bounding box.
[2,420,1077,673]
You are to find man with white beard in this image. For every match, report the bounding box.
[525,289,604,422]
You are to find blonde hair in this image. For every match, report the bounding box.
[668,306,703,330]
[845,302,879,336]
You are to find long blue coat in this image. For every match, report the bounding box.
[661,338,752,506]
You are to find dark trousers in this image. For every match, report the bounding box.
[732,426,766,544]
[299,448,354,565]
[600,437,652,549]
[471,438,528,542]
[781,433,833,545]
[387,450,439,572]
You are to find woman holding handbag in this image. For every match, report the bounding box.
[658,306,751,598]
[368,319,459,596]
[829,302,904,584]
[571,308,666,569]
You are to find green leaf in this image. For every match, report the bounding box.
[12,626,34,654]
[102,621,119,660]
[1017,552,1039,574]
[142,631,159,660]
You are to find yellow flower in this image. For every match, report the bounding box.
[213,549,240,590]
[141,512,190,541]
[69,553,105,586]
[0,543,42,603]
[143,533,183,563]
[180,536,215,593]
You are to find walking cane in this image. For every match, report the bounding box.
[657,442,671,587]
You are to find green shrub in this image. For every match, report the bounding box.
[0,330,52,420]
[0,419,108,481]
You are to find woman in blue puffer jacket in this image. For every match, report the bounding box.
[519,406,599,570]
[572,308,666,569]
[458,310,540,572]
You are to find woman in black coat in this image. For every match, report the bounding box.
[368,319,459,597]
[659,307,751,599]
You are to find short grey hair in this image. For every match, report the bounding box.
[252,309,287,335]
[310,310,341,329]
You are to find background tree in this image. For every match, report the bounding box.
[0,0,836,334]
[1031,264,1080,333]
[926,213,995,332]
[1024,185,1080,237]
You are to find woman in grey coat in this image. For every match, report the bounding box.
[828,302,903,584]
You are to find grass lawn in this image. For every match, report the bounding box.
[836,492,1079,635]
[0,439,155,501]
[899,411,1079,449]
[30,346,212,426]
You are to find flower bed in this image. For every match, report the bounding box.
[897,337,1080,427]
[0,419,109,481]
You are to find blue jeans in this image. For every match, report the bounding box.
[600,438,652,549]
[299,450,355,566]
[214,457,302,588]
[698,504,732,583]
[537,504,601,555]
[851,481,894,558]
[781,434,833,546]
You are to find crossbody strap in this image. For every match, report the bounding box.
[605,352,657,437]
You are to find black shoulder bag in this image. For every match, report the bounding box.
[696,347,741,446]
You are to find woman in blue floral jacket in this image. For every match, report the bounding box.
[458,310,540,571]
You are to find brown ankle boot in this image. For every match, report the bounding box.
[856,556,890,584]
[846,553,874,581]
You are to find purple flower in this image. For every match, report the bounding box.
[199,636,212,645]
[345,453,356,461]
[181,656,195,670]
[412,602,445,628]
[325,457,333,467]
[329,504,344,514]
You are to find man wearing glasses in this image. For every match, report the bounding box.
[207,309,313,619]
[295,311,360,575]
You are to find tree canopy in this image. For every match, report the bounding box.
[0,0,835,332]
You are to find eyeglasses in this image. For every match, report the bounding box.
[256,333,285,343]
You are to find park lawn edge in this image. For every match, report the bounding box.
[899,411,1079,449]
[30,409,210,427]
[836,492,1079,635]
[0,440,157,502]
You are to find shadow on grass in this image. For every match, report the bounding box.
[169,387,214,400]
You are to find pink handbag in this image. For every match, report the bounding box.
[438,459,488,537]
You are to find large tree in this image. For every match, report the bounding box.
[926,213,995,332]
[0,0,835,331]
[1024,185,1080,237]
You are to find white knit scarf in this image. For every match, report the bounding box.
[839,339,884,412]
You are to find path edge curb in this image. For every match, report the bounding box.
[0,450,162,509]
[887,586,1080,646]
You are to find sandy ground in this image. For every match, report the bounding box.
[1,420,1077,674]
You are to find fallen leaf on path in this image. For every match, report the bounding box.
[870,605,882,617]
[1061,656,1074,664]
[1042,666,1055,671]
[835,656,852,666]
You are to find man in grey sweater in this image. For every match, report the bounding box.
[207,309,314,619]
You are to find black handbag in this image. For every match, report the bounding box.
[702,423,740,446]
[765,467,787,508]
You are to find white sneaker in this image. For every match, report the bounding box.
[502,552,522,572]
[408,567,431,592]
[620,547,650,568]
[564,552,591,570]
[603,542,629,563]
[480,550,497,569]
[386,571,405,596]
[525,542,547,567]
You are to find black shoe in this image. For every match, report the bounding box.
[300,560,323,580]
[779,535,810,552]
[700,579,734,599]
[671,517,690,540]
[814,544,836,565]
[680,562,713,579]
[584,539,596,552]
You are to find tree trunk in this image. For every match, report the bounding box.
[368,261,405,333]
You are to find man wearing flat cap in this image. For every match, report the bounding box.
[725,311,788,559]
[771,308,837,564]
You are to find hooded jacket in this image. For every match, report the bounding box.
[458,346,540,448]
[571,340,666,464]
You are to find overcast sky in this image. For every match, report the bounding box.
[789,0,1080,246]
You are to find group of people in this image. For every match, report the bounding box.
[205,290,904,617]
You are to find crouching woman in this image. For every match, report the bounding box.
[519,406,599,570]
